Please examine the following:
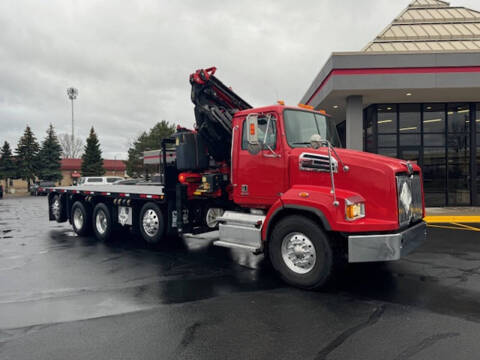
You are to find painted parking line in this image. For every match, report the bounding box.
[424,215,480,224]
[427,223,480,232]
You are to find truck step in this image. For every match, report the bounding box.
[217,211,265,227]
[213,240,261,253]
[216,211,265,253]
[182,230,219,241]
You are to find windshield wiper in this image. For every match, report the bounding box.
[292,142,311,147]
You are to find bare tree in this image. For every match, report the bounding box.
[58,133,84,158]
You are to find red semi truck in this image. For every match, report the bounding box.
[47,67,426,289]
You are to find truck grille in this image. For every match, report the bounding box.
[396,173,423,227]
[299,153,338,173]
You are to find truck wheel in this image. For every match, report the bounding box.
[71,201,91,236]
[205,207,224,229]
[139,202,164,244]
[93,203,113,242]
[51,195,63,222]
[269,215,336,290]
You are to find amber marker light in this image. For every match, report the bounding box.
[298,103,314,110]
[250,123,256,135]
[345,201,365,221]
[298,192,310,198]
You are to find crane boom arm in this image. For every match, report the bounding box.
[190,67,252,162]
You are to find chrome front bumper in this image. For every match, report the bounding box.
[348,221,427,263]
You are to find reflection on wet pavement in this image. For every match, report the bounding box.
[0,197,284,329]
[1,196,480,331]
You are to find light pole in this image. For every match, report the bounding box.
[67,87,78,148]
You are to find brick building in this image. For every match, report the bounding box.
[7,159,126,194]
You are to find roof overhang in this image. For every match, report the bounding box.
[301,51,480,124]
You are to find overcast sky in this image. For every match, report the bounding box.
[0,0,478,159]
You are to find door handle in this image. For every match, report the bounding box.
[262,151,282,158]
[263,152,281,158]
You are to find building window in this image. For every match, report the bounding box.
[476,104,480,204]
[377,105,397,134]
[376,104,397,157]
[448,104,470,133]
[364,106,376,152]
[363,102,480,206]
[447,104,470,206]
[423,103,445,133]
[423,147,446,207]
[423,104,446,206]
[399,104,421,132]
[336,121,346,148]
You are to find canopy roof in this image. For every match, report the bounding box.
[363,0,480,52]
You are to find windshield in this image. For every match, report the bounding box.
[284,110,341,148]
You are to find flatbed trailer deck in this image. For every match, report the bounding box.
[48,185,165,199]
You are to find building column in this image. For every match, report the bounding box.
[346,95,363,150]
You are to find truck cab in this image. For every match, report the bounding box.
[232,105,424,233]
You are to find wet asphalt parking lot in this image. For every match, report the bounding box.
[0,197,480,360]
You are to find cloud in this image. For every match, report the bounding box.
[0,0,477,159]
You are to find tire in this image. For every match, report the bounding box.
[139,202,165,244]
[51,195,63,222]
[92,203,113,242]
[71,201,91,236]
[268,215,337,290]
[204,207,224,229]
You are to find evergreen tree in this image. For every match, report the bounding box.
[16,126,40,190]
[37,124,63,182]
[0,141,16,193]
[125,121,176,177]
[81,127,105,176]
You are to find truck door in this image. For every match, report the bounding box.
[233,113,286,206]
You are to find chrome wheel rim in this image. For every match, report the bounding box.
[142,209,159,237]
[73,208,84,230]
[51,198,61,219]
[281,232,316,274]
[95,209,108,235]
[206,208,224,229]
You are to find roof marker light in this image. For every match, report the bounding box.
[298,103,314,110]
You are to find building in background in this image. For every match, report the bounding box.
[8,159,126,193]
[301,0,480,206]
[60,159,126,186]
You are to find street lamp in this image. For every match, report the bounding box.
[67,87,78,147]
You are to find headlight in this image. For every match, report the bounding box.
[345,198,365,221]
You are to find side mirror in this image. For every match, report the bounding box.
[246,114,259,145]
